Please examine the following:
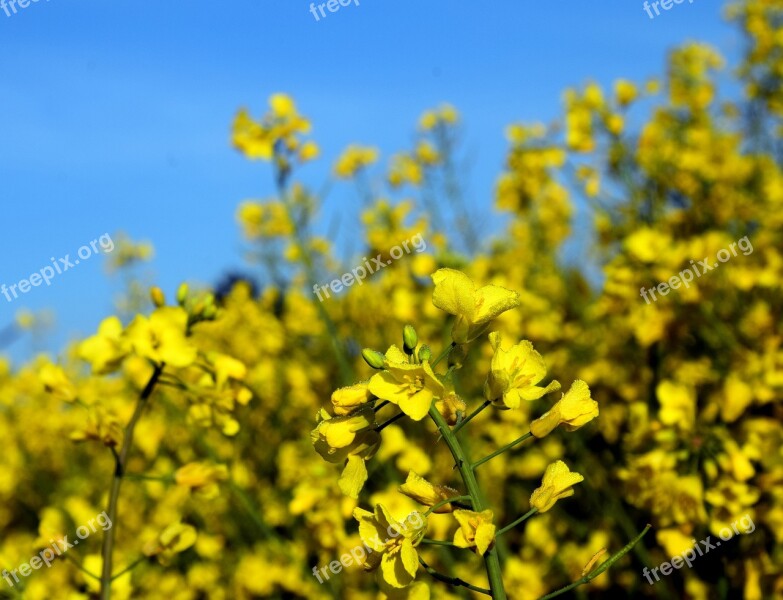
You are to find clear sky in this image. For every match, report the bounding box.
[0,0,739,361]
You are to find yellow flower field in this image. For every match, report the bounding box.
[1,1,782,598]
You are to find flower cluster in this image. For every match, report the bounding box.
[312,268,601,597]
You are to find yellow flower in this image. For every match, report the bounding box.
[614,79,638,106]
[232,94,312,162]
[368,345,444,421]
[70,405,123,448]
[311,406,381,498]
[388,154,423,187]
[419,111,438,131]
[312,406,376,451]
[530,460,584,513]
[530,380,599,438]
[484,332,560,409]
[143,522,198,566]
[236,201,293,239]
[399,472,460,513]
[431,269,522,344]
[656,380,696,432]
[353,504,427,588]
[298,140,320,162]
[175,462,229,499]
[331,381,374,416]
[270,93,296,119]
[334,145,379,178]
[125,307,197,367]
[452,509,496,555]
[39,363,77,403]
[418,104,459,131]
[232,108,273,160]
[78,316,128,374]
[414,141,440,166]
[434,386,466,426]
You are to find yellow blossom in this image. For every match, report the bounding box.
[431,269,521,344]
[614,79,638,106]
[368,345,444,421]
[78,316,128,374]
[331,381,374,416]
[39,363,77,403]
[530,380,599,438]
[125,307,197,367]
[175,462,229,499]
[70,405,123,448]
[399,471,460,513]
[143,522,198,566]
[334,145,379,178]
[484,332,560,409]
[353,504,427,588]
[530,460,584,512]
[311,406,381,498]
[434,386,466,425]
[452,509,496,555]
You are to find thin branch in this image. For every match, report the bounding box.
[63,552,101,581]
[420,538,458,547]
[538,524,652,600]
[453,400,491,434]
[375,411,406,432]
[472,431,533,470]
[496,508,537,537]
[430,342,456,369]
[419,556,491,596]
[100,363,164,599]
[425,495,472,516]
[111,555,147,581]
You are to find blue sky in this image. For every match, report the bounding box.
[0,0,739,361]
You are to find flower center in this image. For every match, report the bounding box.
[404,375,424,394]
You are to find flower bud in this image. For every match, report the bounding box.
[176,283,189,306]
[150,287,166,308]
[418,345,432,363]
[361,349,386,370]
[403,325,418,354]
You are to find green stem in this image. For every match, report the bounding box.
[420,538,458,547]
[453,400,491,434]
[63,552,101,581]
[425,494,472,516]
[496,508,537,537]
[472,432,533,470]
[373,400,390,412]
[538,524,652,600]
[375,411,406,432]
[419,557,491,597]
[100,364,163,600]
[111,555,147,581]
[429,405,507,599]
[431,342,456,369]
